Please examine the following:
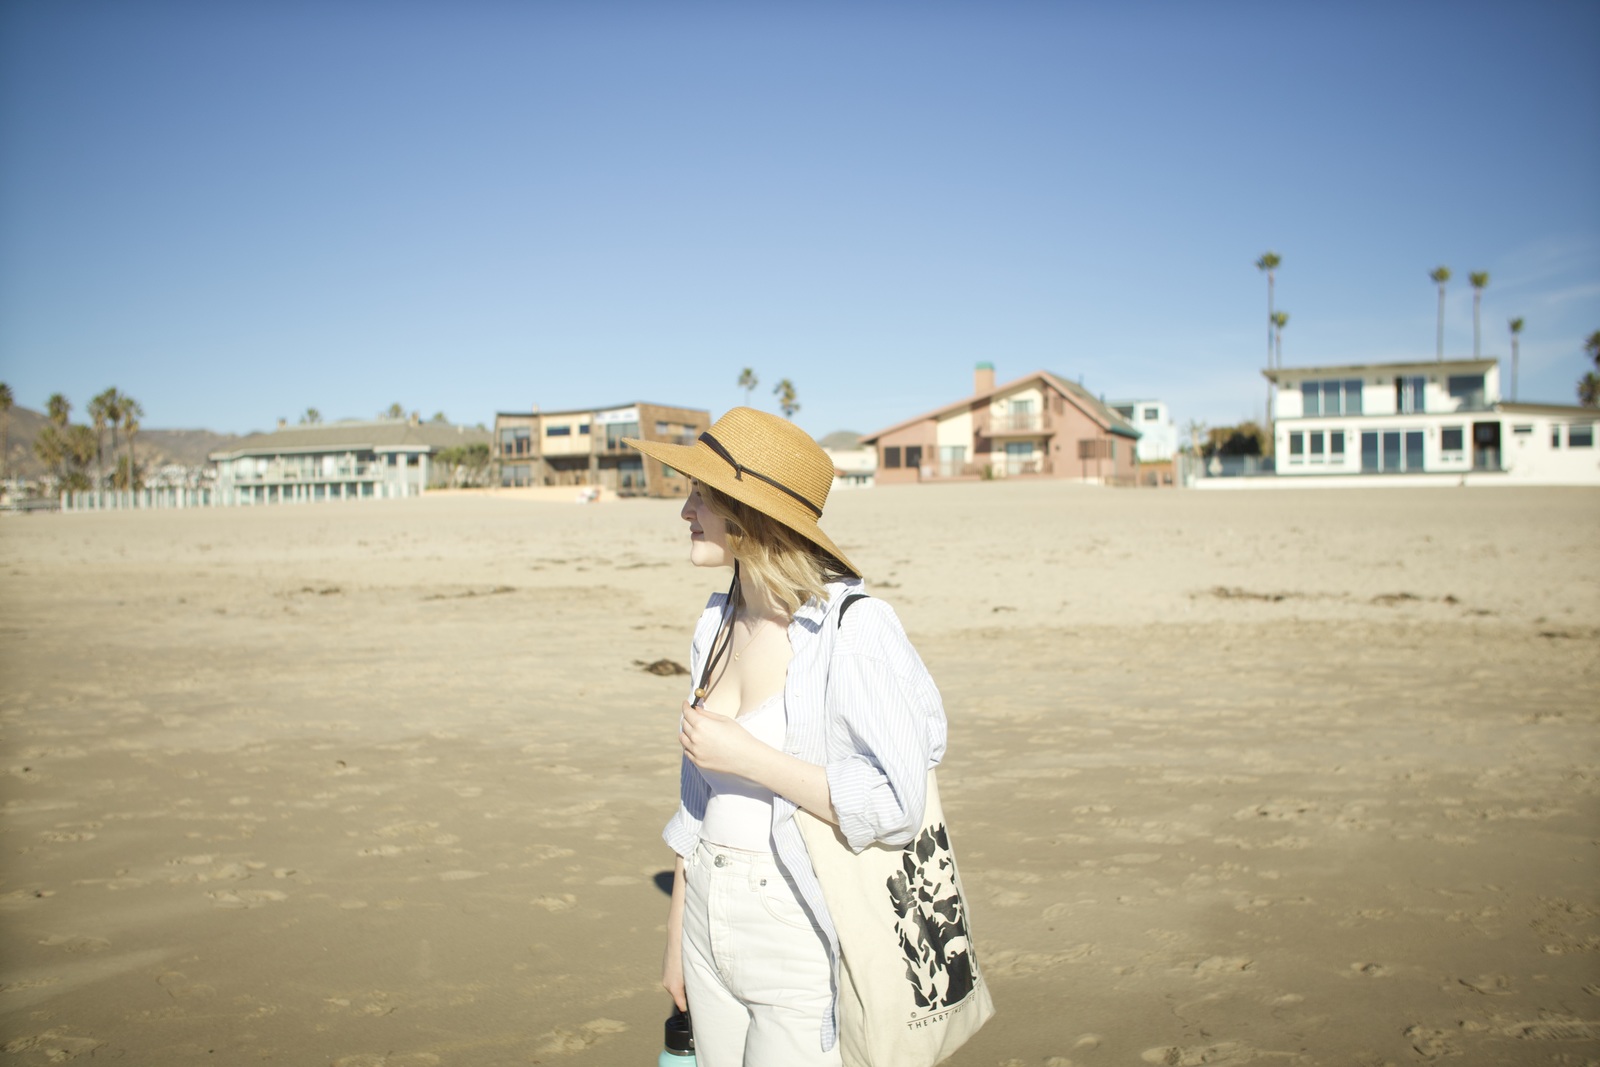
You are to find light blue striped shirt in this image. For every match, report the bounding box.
[664,578,948,1052]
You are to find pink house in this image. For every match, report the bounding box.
[861,364,1140,486]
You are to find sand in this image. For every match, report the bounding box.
[1,482,1596,1066]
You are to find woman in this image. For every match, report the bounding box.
[626,408,947,1067]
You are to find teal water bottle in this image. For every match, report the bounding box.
[659,1006,695,1065]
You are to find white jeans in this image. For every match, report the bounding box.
[682,840,842,1067]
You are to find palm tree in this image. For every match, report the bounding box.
[89,389,119,497]
[64,425,97,492]
[1468,271,1489,357]
[0,382,12,484]
[1430,266,1451,360]
[738,368,759,407]
[300,407,322,425]
[1256,252,1281,368]
[119,395,144,494]
[1508,317,1524,401]
[772,379,800,419]
[1271,310,1289,367]
[1580,330,1600,408]
[383,402,404,420]
[33,424,67,488]
[46,393,70,429]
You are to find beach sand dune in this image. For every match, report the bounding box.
[2,484,1596,1065]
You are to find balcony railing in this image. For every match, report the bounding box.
[233,462,386,483]
[986,413,1052,435]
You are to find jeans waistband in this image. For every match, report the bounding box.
[694,839,778,869]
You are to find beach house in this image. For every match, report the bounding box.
[209,417,491,505]
[493,401,709,497]
[1109,398,1180,487]
[1264,357,1598,484]
[861,364,1140,485]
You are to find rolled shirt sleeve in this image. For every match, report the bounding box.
[821,603,946,852]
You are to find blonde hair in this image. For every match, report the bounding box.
[702,483,848,617]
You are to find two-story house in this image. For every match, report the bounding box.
[1264,358,1598,484]
[493,401,709,497]
[862,364,1140,485]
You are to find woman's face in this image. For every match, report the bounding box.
[681,481,734,569]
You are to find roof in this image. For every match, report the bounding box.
[209,420,491,460]
[1264,357,1498,383]
[861,369,1139,443]
[495,400,710,421]
[1497,401,1598,417]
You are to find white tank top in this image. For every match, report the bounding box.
[698,693,787,852]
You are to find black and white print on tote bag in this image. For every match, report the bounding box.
[886,822,976,1014]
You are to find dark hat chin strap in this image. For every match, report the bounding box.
[699,432,823,518]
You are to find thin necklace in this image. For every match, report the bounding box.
[732,617,769,661]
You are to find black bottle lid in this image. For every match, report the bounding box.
[664,1007,695,1054]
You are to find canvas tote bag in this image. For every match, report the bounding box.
[796,771,994,1066]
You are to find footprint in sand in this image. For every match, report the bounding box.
[1500,1019,1600,1041]
[1403,1025,1459,1061]
[36,934,110,953]
[1192,956,1254,976]
[531,894,577,911]
[156,971,215,1000]
[1,1029,105,1059]
[1141,1040,1271,1065]
[534,1018,628,1055]
[37,829,96,843]
[207,888,287,909]
[1456,974,1513,995]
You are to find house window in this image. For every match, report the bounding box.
[1552,426,1562,448]
[1330,431,1345,457]
[580,424,591,434]
[546,425,571,437]
[1289,431,1305,459]
[500,427,531,456]
[1396,376,1426,414]
[883,446,902,469]
[656,421,669,435]
[1512,424,1533,435]
[904,446,924,470]
[938,445,967,477]
[1571,424,1596,448]
[605,421,638,449]
[1441,426,1464,454]
[1143,407,1159,421]
[1447,375,1487,410]
[1361,430,1425,472]
[1309,431,1326,459]
[500,464,531,487]
[1301,379,1363,416]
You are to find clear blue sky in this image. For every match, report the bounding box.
[2,0,1597,438]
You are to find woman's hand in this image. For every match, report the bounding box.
[679,700,759,776]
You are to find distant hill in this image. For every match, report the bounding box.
[818,430,864,450]
[1,404,242,481]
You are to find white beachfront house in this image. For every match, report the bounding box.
[1108,399,1178,462]
[1263,358,1598,485]
[209,418,491,505]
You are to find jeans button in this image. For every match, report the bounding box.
[714,854,728,868]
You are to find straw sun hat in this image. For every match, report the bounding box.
[624,407,860,578]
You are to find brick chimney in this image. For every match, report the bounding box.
[974,361,995,395]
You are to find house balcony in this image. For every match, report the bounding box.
[984,413,1054,436]
[922,458,1055,479]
